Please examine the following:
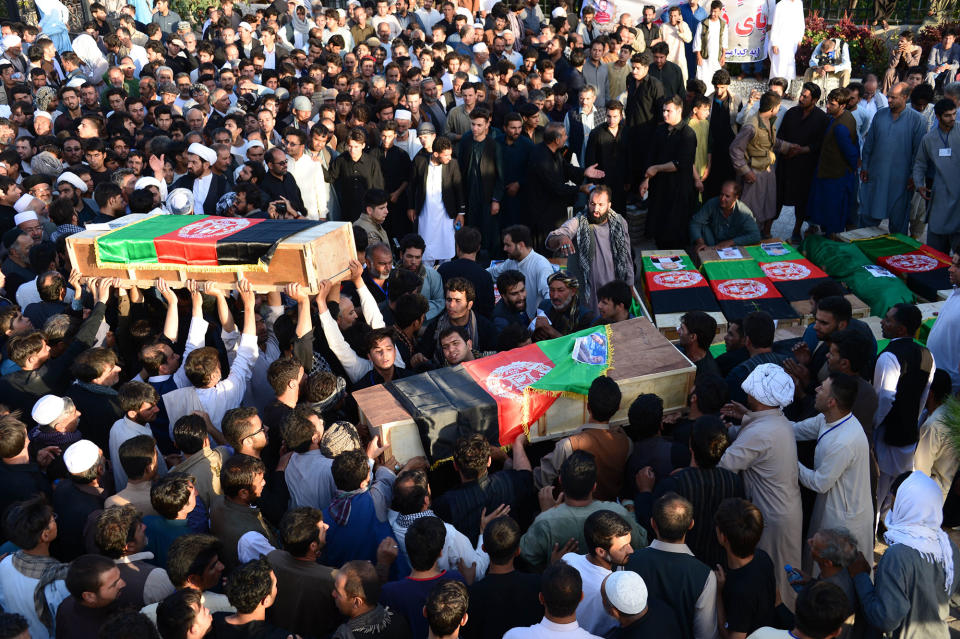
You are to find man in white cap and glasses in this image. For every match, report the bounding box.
[12,209,43,243]
[719,362,803,607]
[601,571,681,637]
[171,143,228,216]
[53,439,107,560]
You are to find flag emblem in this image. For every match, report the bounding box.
[176,217,254,239]
[652,270,704,288]
[881,253,940,273]
[716,279,769,299]
[761,261,811,281]
[484,361,553,400]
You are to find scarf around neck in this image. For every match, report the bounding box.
[574,209,632,305]
[329,487,368,526]
[884,470,955,593]
[12,551,70,631]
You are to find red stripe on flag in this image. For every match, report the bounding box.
[644,269,709,292]
[877,250,951,274]
[461,344,559,445]
[759,259,828,282]
[710,277,783,301]
[153,217,267,265]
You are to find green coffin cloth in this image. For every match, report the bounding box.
[802,235,871,278]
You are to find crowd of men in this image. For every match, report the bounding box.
[0,0,957,637]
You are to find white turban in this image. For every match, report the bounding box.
[58,171,88,194]
[135,176,168,202]
[741,363,795,408]
[13,195,36,214]
[187,142,217,164]
[2,34,21,50]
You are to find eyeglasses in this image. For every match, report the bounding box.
[243,426,265,439]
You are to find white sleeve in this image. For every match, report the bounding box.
[174,316,210,389]
[237,531,276,563]
[357,285,387,330]
[873,351,901,426]
[443,526,490,579]
[319,309,370,384]
[218,332,259,407]
[221,328,240,365]
[793,415,823,442]
[692,23,703,52]
[694,568,719,639]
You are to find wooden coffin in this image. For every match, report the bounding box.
[790,293,871,322]
[65,214,357,293]
[356,318,697,463]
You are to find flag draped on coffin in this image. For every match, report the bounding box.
[641,253,720,314]
[461,325,613,445]
[743,243,832,301]
[387,325,615,458]
[702,259,799,321]
[803,235,915,316]
[852,233,953,301]
[95,215,318,267]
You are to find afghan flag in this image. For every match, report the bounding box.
[744,241,805,263]
[852,233,952,301]
[385,318,689,457]
[641,254,720,314]
[757,258,831,301]
[703,260,800,321]
[95,215,318,269]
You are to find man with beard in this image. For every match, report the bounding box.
[585,101,629,218]
[171,143,229,216]
[415,277,497,366]
[498,113,534,228]
[492,270,528,331]
[546,186,634,312]
[774,83,827,242]
[561,510,636,636]
[354,242,393,305]
[487,224,553,319]
[534,272,596,340]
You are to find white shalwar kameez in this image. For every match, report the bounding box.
[419,162,455,263]
[767,0,805,80]
[794,412,875,572]
[692,18,727,94]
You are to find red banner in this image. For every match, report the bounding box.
[461,343,559,445]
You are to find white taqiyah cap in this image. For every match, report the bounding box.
[13,195,36,214]
[604,571,648,615]
[394,109,412,120]
[63,439,100,475]
[31,394,66,426]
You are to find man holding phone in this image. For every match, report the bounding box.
[261,147,306,217]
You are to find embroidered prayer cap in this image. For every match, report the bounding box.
[394,109,412,121]
[166,188,194,215]
[33,111,52,122]
[63,439,101,475]
[187,143,217,164]
[13,195,36,214]
[245,139,265,152]
[238,21,253,32]
[603,571,647,615]
[473,42,488,53]
[741,363,794,408]
[292,96,312,112]
[57,172,88,193]
[320,421,362,458]
[365,37,382,49]
[32,394,67,426]
[551,6,567,16]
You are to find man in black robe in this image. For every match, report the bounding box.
[777,82,829,242]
